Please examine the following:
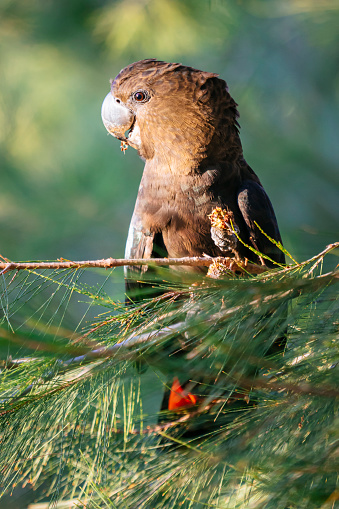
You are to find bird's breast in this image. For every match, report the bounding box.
[133,166,231,258]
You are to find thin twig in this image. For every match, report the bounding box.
[0,256,266,275]
[239,375,339,399]
[0,241,337,276]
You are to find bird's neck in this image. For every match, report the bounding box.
[143,125,243,175]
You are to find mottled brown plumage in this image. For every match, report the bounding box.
[101,59,284,297]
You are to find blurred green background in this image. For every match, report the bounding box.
[1,0,338,271]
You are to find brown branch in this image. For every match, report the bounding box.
[239,376,339,399]
[0,255,268,275]
[0,241,338,276]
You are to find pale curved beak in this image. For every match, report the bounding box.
[101,93,135,141]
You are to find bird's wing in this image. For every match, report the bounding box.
[237,179,285,266]
[124,214,167,302]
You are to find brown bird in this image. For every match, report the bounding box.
[101,59,285,410]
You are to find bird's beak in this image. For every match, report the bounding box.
[101,93,135,142]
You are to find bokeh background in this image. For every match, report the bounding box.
[1,0,338,270]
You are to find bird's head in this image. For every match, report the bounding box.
[101,59,241,165]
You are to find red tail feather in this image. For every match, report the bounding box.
[168,377,197,410]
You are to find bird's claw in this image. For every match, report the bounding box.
[208,207,239,254]
[211,226,238,253]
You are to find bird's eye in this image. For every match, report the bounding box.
[133,90,148,102]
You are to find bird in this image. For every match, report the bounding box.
[101,59,285,411]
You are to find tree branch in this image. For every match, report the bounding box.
[0,241,338,276]
[0,255,267,275]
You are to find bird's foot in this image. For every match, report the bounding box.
[207,256,244,278]
[209,207,240,254]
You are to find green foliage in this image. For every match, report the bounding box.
[0,246,338,508]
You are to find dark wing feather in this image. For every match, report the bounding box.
[237,179,285,266]
[124,213,167,302]
[237,179,287,355]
